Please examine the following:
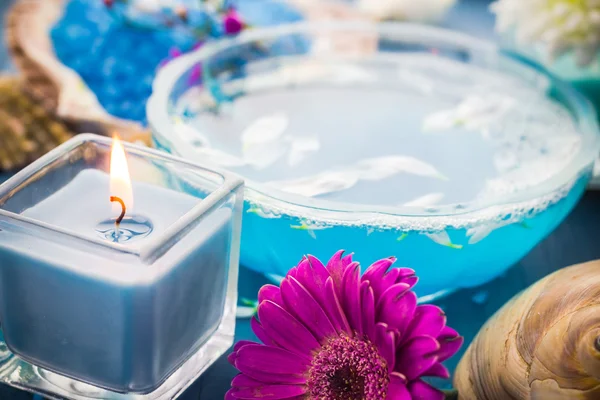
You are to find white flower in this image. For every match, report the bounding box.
[491,0,600,66]
[357,0,457,23]
[422,94,516,134]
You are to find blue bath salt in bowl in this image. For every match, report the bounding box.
[50,0,305,125]
[148,22,600,299]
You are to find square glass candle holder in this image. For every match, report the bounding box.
[0,134,244,399]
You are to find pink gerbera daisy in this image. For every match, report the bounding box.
[227,251,463,399]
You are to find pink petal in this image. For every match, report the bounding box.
[228,352,238,366]
[234,340,256,352]
[388,372,410,400]
[280,277,336,342]
[258,284,283,306]
[390,371,407,385]
[360,281,376,340]
[408,379,445,400]
[342,262,362,334]
[225,389,237,400]
[234,345,308,383]
[404,305,446,342]
[188,64,202,85]
[232,374,264,388]
[293,255,330,306]
[376,283,416,334]
[374,322,396,372]
[258,301,319,358]
[436,334,463,362]
[287,265,299,280]
[422,363,450,379]
[396,268,418,289]
[439,326,458,337]
[169,47,182,58]
[251,317,277,347]
[326,250,349,296]
[395,336,440,381]
[231,384,307,399]
[362,257,395,298]
[362,257,395,281]
[324,277,352,334]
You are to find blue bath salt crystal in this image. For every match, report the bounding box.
[50,0,306,125]
[471,290,489,305]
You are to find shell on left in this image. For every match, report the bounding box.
[5,0,150,145]
[0,76,74,171]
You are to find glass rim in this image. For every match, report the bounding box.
[0,134,244,262]
[148,21,600,229]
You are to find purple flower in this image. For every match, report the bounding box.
[158,47,183,69]
[227,251,463,400]
[223,9,244,35]
[188,63,202,85]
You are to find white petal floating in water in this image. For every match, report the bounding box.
[244,139,288,170]
[355,156,447,181]
[422,94,516,134]
[424,231,463,249]
[290,221,330,239]
[465,224,495,244]
[236,306,257,319]
[288,136,321,167]
[422,109,456,132]
[270,155,445,196]
[333,65,378,84]
[173,119,211,147]
[397,68,434,94]
[246,206,281,219]
[241,112,289,146]
[466,219,513,244]
[193,147,247,168]
[403,192,445,207]
[269,170,359,197]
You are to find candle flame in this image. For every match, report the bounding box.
[110,135,133,213]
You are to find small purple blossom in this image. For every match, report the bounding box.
[188,64,202,85]
[223,9,244,35]
[227,251,463,399]
[158,47,183,69]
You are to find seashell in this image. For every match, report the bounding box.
[454,260,600,399]
[0,76,74,171]
[6,0,150,145]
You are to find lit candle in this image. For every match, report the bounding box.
[0,134,243,395]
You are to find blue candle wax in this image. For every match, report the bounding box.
[0,168,235,393]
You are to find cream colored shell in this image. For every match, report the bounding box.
[455,260,600,399]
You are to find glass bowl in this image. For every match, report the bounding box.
[148,22,600,298]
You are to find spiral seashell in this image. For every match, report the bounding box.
[454,260,600,399]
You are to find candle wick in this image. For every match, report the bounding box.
[110,196,126,228]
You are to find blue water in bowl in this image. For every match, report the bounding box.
[153,52,593,297]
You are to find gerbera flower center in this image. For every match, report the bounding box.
[307,334,389,400]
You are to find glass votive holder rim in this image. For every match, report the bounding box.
[0,133,244,265]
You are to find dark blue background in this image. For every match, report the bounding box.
[2,0,600,398]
